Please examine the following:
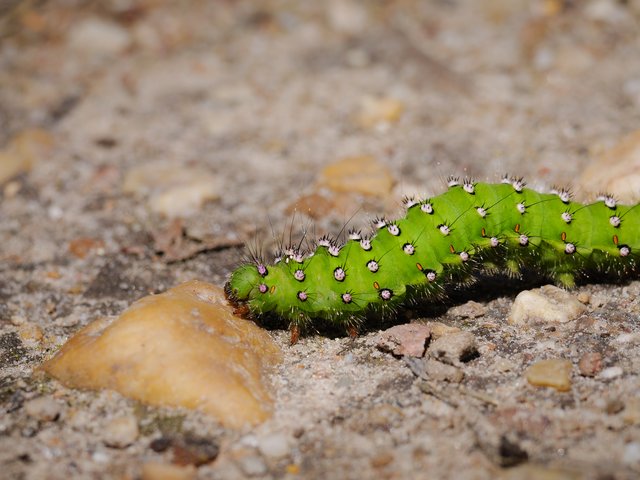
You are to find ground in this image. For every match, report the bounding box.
[1,1,640,479]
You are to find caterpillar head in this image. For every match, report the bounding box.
[225,263,263,305]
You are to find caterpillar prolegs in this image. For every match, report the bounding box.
[225,178,639,340]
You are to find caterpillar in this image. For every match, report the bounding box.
[225,177,639,342]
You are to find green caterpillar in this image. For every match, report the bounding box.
[225,177,639,341]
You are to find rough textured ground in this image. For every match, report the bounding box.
[1,1,640,479]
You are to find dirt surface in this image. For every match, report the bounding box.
[1,1,640,479]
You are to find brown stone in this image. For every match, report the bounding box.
[318,155,395,198]
[42,281,282,428]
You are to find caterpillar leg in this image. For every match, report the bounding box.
[290,324,300,345]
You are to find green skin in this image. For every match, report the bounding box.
[226,181,639,332]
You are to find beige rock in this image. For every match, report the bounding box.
[424,322,461,339]
[428,331,478,365]
[24,396,62,422]
[422,358,464,383]
[508,285,587,325]
[318,155,395,198]
[525,359,572,392]
[43,280,282,428]
[0,129,55,184]
[580,129,640,202]
[18,324,44,344]
[103,415,139,448]
[141,462,197,480]
[354,96,404,129]
[123,163,222,217]
[448,301,487,319]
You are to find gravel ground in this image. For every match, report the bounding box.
[1,1,640,479]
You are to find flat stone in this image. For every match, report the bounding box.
[377,324,431,357]
[509,285,587,325]
[448,301,487,319]
[427,331,478,365]
[43,280,282,428]
[525,359,573,392]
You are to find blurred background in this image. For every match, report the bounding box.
[1,0,639,262]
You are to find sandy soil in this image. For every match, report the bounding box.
[1,1,640,479]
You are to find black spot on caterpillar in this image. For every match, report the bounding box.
[225,177,639,340]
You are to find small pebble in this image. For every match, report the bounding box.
[318,155,395,198]
[494,357,517,373]
[141,462,196,480]
[103,415,139,448]
[623,442,640,465]
[150,437,173,452]
[448,301,487,319]
[18,324,43,344]
[23,396,61,422]
[525,359,572,392]
[577,292,591,304]
[605,399,625,415]
[422,358,464,383]
[354,96,404,129]
[622,399,640,425]
[377,324,431,357]
[578,352,603,377]
[123,163,222,218]
[238,454,268,476]
[172,435,220,466]
[370,451,394,468]
[424,322,461,339]
[509,285,587,325]
[427,331,478,365]
[68,237,105,259]
[599,366,623,380]
[257,432,290,459]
